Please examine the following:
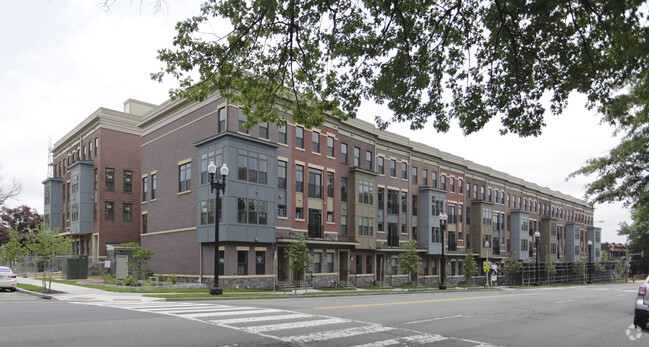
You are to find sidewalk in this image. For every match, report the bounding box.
[17,276,165,302]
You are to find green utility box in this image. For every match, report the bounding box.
[62,255,89,280]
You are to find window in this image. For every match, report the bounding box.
[401,191,407,214]
[142,214,147,234]
[448,203,456,224]
[378,188,384,211]
[341,215,347,235]
[238,150,247,181]
[488,188,492,202]
[459,179,463,193]
[278,160,287,189]
[151,174,157,199]
[123,203,132,222]
[387,189,399,214]
[259,122,269,139]
[326,253,334,273]
[432,172,437,188]
[256,251,265,275]
[327,136,334,157]
[105,202,114,220]
[507,194,511,206]
[366,256,373,274]
[341,177,348,202]
[296,164,304,192]
[308,168,323,199]
[356,255,362,274]
[341,143,348,163]
[378,157,384,175]
[238,198,247,223]
[238,251,248,275]
[459,205,463,224]
[95,137,99,154]
[238,109,248,133]
[88,141,93,159]
[121,170,132,193]
[200,199,215,225]
[83,145,87,160]
[518,196,522,208]
[357,180,374,205]
[248,152,258,183]
[366,151,372,171]
[71,204,79,222]
[142,176,148,201]
[473,184,478,199]
[501,191,505,204]
[201,149,223,184]
[313,253,322,273]
[178,162,191,192]
[353,147,360,167]
[450,177,454,192]
[103,168,115,191]
[327,211,334,223]
[312,131,320,153]
[237,198,268,225]
[431,196,444,216]
[423,169,428,186]
[327,172,334,197]
[296,206,304,219]
[441,175,446,190]
[412,195,418,216]
[467,207,471,225]
[390,160,396,177]
[278,124,287,144]
[218,107,226,132]
[412,167,418,184]
[296,126,304,148]
[481,186,485,200]
[278,203,286,217]
[401,162,408,179]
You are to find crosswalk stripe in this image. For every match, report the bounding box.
[143,306,257,313]
[280,324,394,344]
[242,317,349,333]
[400,333,448,344]
[178,308,283,318]
[350,338,401,347]
[210,313,314,325]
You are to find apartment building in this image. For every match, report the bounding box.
[135,91,600,288]
[43,99,155,263]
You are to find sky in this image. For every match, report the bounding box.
[0,1,631,244]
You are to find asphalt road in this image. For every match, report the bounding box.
[0,283,646,346]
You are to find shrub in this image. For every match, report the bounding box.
[169,274,177,285]
[144,279,156,287]
[123,275,138,287]
[103,273,117,285]
[157,274,166,283]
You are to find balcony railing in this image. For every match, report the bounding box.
[308,224,324,239]
[387,230,399,247]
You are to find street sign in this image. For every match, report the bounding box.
[483,261,491,273]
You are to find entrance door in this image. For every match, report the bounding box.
[339,251,349,282]
[277,247,289,281]
[376,254,385,283]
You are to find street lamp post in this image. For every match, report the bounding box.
[587,240,593,284]
[534,231,540,286]
[208,161,228,295]
[439,213,448,290]
[485,240,490,287]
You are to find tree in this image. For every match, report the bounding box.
[122,242,155,280]
[572,260,585,283]
[0,229,27,267]
[594,262,605,275]
[618,207,649,274]
[0,205,43,245]
[285,234,312,290]
[461,251,478,287]
[502,253,522,285]
[26,227,72,292]
[153,0,648,140]
[0,166,21,206]
[399,239,421,285]
[543,257,557,284]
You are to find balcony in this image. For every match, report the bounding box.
[387,229,399,247]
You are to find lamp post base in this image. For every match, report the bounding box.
[210,286,223,295]
[438,283,447,290]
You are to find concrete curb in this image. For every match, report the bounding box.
[16,287,52,300]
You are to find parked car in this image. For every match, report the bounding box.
[0,266,17,292]
[634,275,649,329]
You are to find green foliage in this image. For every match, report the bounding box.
[615,261,626,277]
[123,275,138,287]
[122,242,154,280]
[144,278,157,287]
[594,262,605,275]
[286,234,313,275]
[618,207,649,273]
[503,253,522,276]
[154,0,649,140]
[543,258,557,277]
[572,260,585,278]
[1,205,42,245]
[0,229,27,265]
[157,274,166,282]
[103,273,117,285]
[399,239,421,283]
[461,251,478,287]
[601,250,608,263]
[169,274,177,285]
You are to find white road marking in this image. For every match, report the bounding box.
[179,308,282,318]
[403,314,463,324]
[210,313,313,325]
[401,333,448,343]
[280,324,394,343]
[242,317,349,333]
[555,300,575,304]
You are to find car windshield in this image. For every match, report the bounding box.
[0,268,11,273]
